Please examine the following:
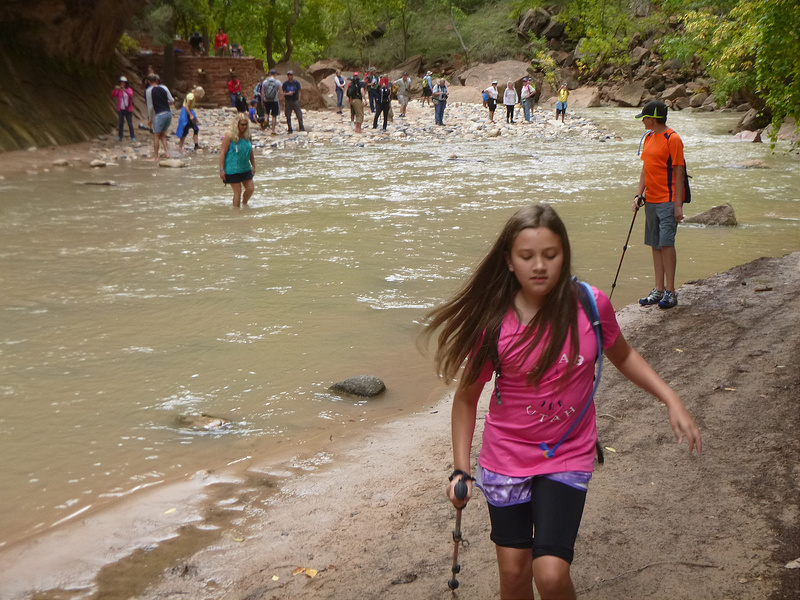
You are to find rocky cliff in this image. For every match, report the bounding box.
[0,0,140,151]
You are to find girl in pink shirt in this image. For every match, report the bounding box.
[426,204,701,600]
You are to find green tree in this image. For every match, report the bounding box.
[663,0,800,139]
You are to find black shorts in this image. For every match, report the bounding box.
[487,98,497,111]
[263,100,280,117]
[486,477,586,564]
[223,170,253,184]
[181,120,199,138]
[423,87,432,97]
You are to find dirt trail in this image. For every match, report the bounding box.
[120,252,798,600]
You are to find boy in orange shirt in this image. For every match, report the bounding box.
[632,101,685,309]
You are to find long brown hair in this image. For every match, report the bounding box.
[424,204,579,387]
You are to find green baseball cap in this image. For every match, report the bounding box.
[635,100,668,119]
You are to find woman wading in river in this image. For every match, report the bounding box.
[219,114,255,208]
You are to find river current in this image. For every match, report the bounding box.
[0,108,797,550]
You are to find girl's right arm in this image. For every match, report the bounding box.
[219,134,230,179]
[447,377,485,508]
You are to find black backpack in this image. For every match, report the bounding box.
[347,79,362,100]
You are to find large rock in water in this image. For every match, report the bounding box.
[684,203,738,227]
[329,375,386,398]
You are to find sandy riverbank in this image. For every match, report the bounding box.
[3,252,796,600]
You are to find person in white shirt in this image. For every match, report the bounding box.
[503,81,518,124]
[484,80,499,123]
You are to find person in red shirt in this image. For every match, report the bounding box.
[632,101,686,309]
[214,28,229,56]
[227,73,241,107]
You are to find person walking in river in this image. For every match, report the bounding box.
[112,76,135,142]
[144,74,174,162]
[633,100,686,309]
[219,114,256,208]
[426,203,701,600]
[484,80,499,123]
[503,81,518,124]
[556,83,569,123]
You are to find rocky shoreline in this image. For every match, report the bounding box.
[0,99,619,179]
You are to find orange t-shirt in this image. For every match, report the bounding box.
[640,128,685,203]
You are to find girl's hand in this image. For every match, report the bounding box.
[219,168,225,181]
[446,474,472,509]
[668,403,702,454]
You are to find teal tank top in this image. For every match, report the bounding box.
[224,137,252,174]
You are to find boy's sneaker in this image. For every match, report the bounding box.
[658,290,678,309]
[639,288,664,306]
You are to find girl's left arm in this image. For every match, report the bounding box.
[605,332,702,454]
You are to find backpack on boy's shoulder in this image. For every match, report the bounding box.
[638,130,693,204]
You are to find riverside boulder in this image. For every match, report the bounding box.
[684,203,738,227]
[330,375,386,398]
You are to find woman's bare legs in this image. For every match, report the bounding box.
[230,182,242,207]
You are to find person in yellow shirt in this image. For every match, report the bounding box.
[556,84,569,122]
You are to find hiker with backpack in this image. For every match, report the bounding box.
[633,101,687,310]
[421,71,433,107]
[347,73,366,134]
[425,203,701,600]
[260,69,283,135]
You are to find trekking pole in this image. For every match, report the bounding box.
[447,479,469,591]
[610,196,644,300]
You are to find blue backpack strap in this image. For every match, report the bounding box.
[539,279,604,459]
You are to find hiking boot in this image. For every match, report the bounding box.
[658,290,678,309]
[639,288,664,306]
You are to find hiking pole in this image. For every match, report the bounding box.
[610,195,644,300]
[447,479,469,591]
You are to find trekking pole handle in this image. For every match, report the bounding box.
[454,478,468,501]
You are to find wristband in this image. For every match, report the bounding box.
[448,469,474,482]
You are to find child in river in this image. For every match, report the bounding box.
[425,204,701,600]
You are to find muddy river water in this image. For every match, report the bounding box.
[0,108,797,556]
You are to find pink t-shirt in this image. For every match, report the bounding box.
[474,286,620,477]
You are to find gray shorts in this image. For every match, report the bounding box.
[644,201,677,249]
[398,94,408,107]
[153,111,172,134]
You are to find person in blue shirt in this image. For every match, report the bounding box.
[282,71,305,133]
[219,114,256,208]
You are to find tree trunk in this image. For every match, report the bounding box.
[162,16,176,89]
[265,0,276,68]
[279,0,300,64]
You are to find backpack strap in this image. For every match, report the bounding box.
[539,279,604,459]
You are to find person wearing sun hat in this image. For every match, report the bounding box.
[632,100,686,310]
[422,70,434,107]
